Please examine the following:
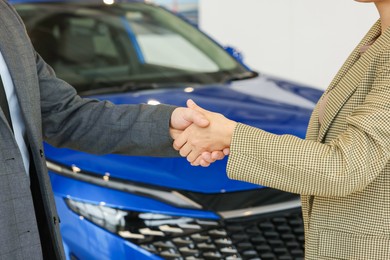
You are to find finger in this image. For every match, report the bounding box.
[202,150,228,162]
[192,157,210,167]
[199,159,211,167]
[173,129,190,150]
[200,151,213,163]
[187,149,202,164]
[191,155,203,166]
[223,148,230,155]
[179,144,192,157]
[191,161,200,166]
[182,106,209,128]
[169,128,182,140]
[187,99,208,114]
[211,151,225,160]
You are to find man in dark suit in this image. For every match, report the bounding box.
[0,1,211,259]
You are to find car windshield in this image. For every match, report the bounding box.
[15,1,253,94]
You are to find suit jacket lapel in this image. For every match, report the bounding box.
[0,2,41,140]
[317,20,382,142]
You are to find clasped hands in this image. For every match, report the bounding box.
[170,99,237,167]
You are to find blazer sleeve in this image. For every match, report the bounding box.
[227,68,390,197]
[36,52,179,157]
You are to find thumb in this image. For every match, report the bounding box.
[180,105,209,127]
[188,109,209,128]
[187,99,208,114]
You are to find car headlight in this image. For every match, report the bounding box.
[65,198,240,259]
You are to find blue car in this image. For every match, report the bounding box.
[12,0,323,259]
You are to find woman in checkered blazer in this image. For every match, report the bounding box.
[173,0,390,259]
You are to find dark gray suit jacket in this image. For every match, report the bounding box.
[0,1,177,259]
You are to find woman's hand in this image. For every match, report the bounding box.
[172,99,236,165]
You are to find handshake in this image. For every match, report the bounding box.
[170,99,237,167]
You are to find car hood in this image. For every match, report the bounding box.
[45,75,322,193]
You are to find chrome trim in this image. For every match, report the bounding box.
[219,199,301,219]
[46,161,202,209]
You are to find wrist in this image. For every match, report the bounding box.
[225,120,237,147]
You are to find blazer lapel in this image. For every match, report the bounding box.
[317,20,382,142]
[0,3,41,140]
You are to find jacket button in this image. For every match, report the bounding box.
[53,216,57,225]
[39,149,44,158]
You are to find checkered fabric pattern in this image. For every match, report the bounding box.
[227,20,390,260]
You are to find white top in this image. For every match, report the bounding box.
[0,51,29,174]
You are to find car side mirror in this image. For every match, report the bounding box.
[224,45,253,71]
[224,46,244,64]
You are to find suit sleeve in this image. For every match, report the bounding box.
[36,52,179,157]
[227,68,390,197]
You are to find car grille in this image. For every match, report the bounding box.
[141,207,304,260]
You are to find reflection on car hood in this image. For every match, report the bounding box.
[44,75,322,193]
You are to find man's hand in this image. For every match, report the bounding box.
[170,106,209,134]
[173,100,237,165]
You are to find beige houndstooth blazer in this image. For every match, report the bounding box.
[227,20,390,260]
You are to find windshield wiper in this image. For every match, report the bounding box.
[222,71,259,83]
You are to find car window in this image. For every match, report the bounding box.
[16,3,251,93]
[128,12,218,72]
